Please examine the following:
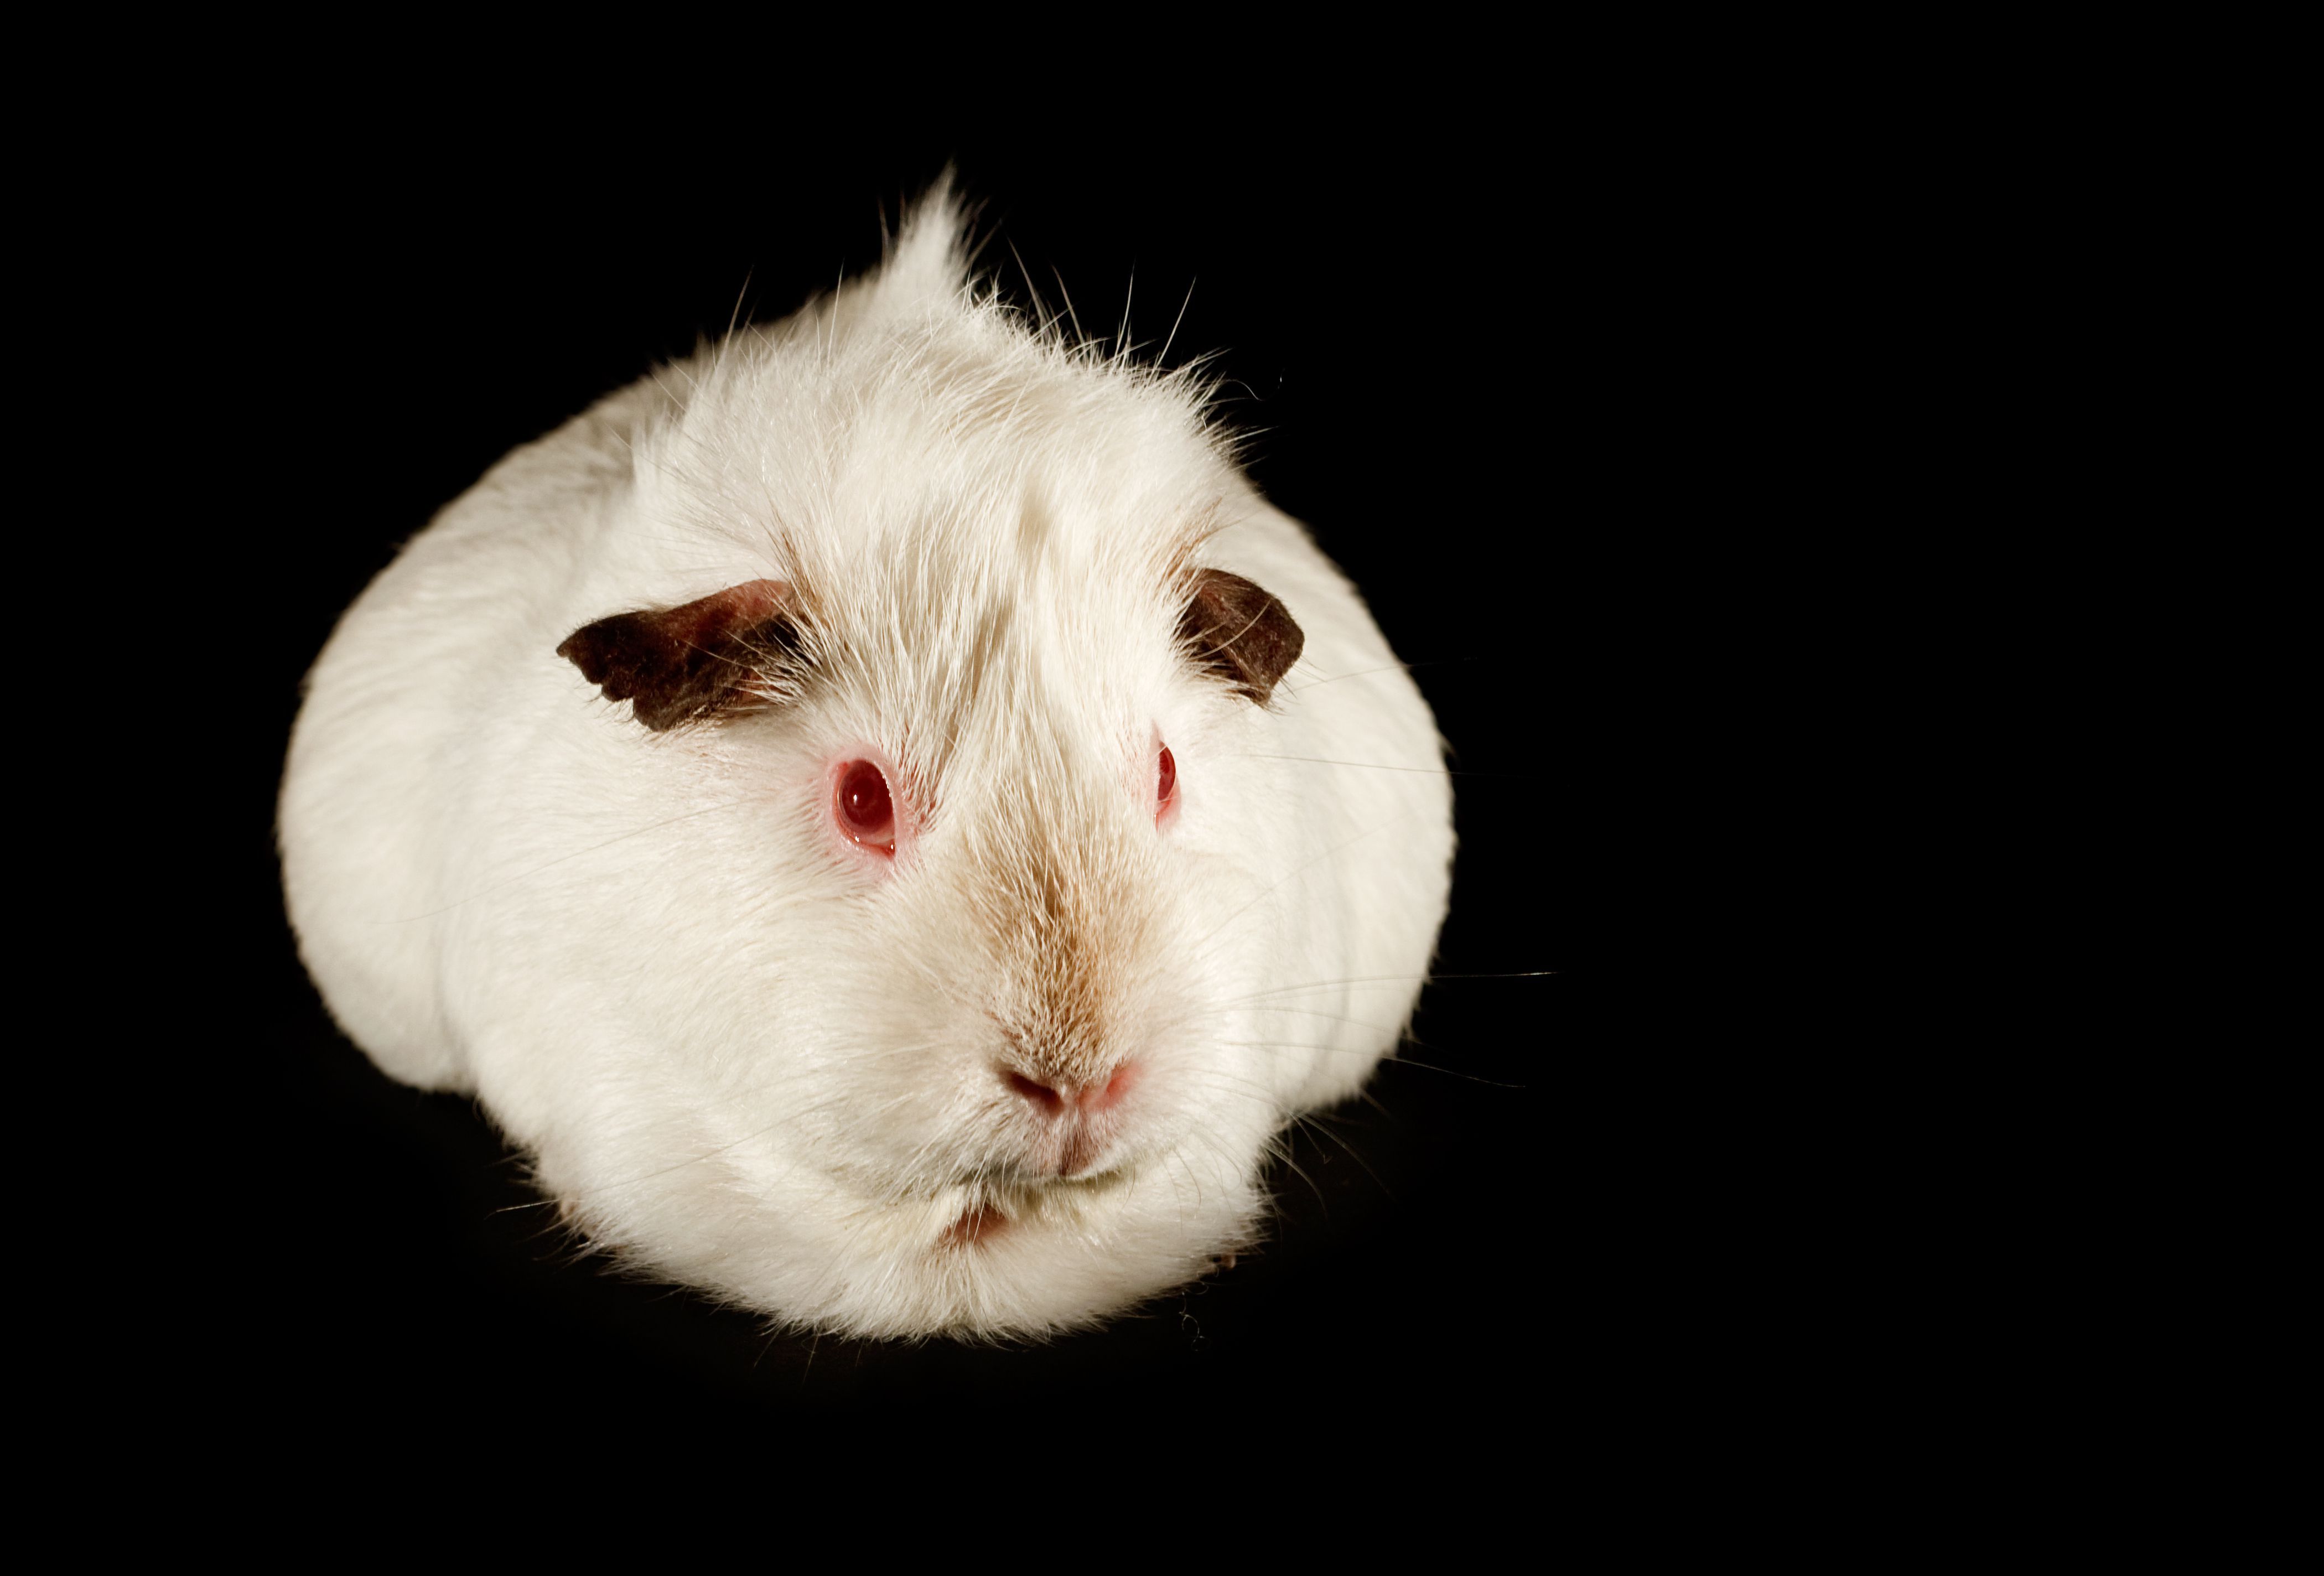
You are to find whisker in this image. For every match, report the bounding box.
[1228,753,1506,777]
[1291,1111,1393,1200]
[1230,970,1558,1002]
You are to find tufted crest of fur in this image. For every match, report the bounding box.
[278,180,1455,1338]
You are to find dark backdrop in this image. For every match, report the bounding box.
[198,120,1672,1445]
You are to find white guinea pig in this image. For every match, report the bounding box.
[278,183,1453,1340]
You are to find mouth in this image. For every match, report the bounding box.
[933,1163,1139,1252]
[940,1199,1008,1250]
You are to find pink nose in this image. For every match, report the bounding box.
[1002,1060,1138,1118]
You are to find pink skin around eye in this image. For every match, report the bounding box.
[1156,744,1178,826]
[833,758,897,854]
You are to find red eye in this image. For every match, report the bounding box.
[1156,744,1177,823]
[835,759,896,852]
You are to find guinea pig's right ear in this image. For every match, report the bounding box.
[1179,569,1305,706]
[556,579,806,732]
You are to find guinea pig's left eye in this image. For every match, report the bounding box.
[835,759,896,852]
[1155,743,1177,825]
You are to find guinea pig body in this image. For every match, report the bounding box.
[278,188,1454,1339]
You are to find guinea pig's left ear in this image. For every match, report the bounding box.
[1179,569,1305,705]
[557,579,806,732]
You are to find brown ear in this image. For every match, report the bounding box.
[1178,569,1304,704]
[557,579,805,732]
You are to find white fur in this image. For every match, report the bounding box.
[278,185,1454,1339]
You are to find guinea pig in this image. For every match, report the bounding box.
[277,181,1454,1340]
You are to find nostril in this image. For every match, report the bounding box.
[1082,1059,1139,1115]
[1003,1069,1064,1116]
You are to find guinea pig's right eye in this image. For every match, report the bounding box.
[834,759,896,853]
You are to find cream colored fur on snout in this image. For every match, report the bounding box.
[278,184,1454,1339]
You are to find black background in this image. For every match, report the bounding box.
[67,34,2135,1531]
[188,114,1685,1448]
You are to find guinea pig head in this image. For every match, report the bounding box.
[280,180,1446,1345]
